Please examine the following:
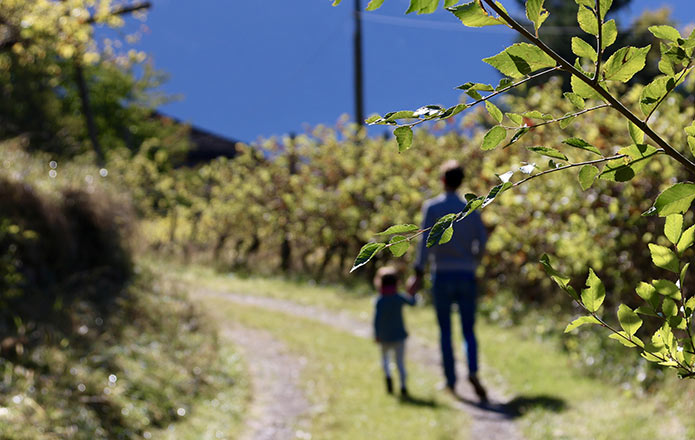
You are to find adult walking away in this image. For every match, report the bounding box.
[408,159,488,401]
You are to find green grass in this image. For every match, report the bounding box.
[198,294,469,440]
[163,261,695,440]
[150,345,249,440]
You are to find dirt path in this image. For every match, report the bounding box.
[196,288,523,440]
[203,306,311,440]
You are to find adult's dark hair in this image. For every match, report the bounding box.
[441,160,464,190]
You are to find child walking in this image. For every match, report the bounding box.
[373,266,417,396]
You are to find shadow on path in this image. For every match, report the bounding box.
[453,393,567,420]
[398,394,440,408]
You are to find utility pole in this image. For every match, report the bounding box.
[353,0,364,126]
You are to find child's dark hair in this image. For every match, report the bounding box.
[374,266,399,290]
[441,159,464,189]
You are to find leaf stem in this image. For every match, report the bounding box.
[480,0,695,176]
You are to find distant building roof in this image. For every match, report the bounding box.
[154,111,242,165]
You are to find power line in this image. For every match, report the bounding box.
[359,11,655,35]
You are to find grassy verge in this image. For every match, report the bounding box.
[0,271,248,440]
[197,292,469,440]
[166,262,695,440]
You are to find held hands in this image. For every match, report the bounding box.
[406,274,423,296]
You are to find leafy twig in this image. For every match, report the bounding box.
[512,153,628,188]
[479,0,695,176]
[500,104,611,130]
[645,61,695,123]
[399,67,560,128]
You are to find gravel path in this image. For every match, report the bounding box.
[196,288,524,440]
[196,296,311,440]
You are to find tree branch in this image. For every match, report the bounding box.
[480,0,695,176]
[85,2,152,24]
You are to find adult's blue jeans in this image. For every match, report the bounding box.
[431,271,478,387]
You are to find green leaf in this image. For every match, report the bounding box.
[351,243,385,272]
[528,146,568,161]
[457,82,495,92]
[664,214,683,245]
[406,0,440,14]
[564,92,585,110]
[389,235,410,257]
[578,165,599,191]
[526,0,549,34]
[482,126,507,151]
[565,315,601,333]
[563,137,601,155]
[677,225,695,253]
[609,331,644,348]
[365,114,382,124]
[640,76,676,117]
[504,127,530,148]
[560,115,577,129]
[571,37,597,62]
[602,46,651,82]
[481,182,512,208]
[577,5,598,36]
[653,279,681,301]
[602,20,618,49]
[688,136,695,159]
[649,244,680,273]
[383,110,416,121]
[600,144,658,182]
[540,254,579,300]
[618,304,642,337]
[394,126,413,152]
[636,282,659,310]
[662,297,678,317]
[649,25,681,42]
[627,121,644,144]
[680,262,690,288]
[581,268,605,312]
[483,43,557,79]
[439,225,454,245]
[448,1,504,26]
[485,101,504,123]
[506,112,524,125]
[648,182,695,217]
[598,0,613,20]
[365,0,386,11]
[376,224,420,236]
[570,64,605,100]
[427,213,457,248]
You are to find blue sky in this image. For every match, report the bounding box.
[119,0,694,143]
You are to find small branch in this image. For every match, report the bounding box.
[645,62,694,123]
[512,153,627,188]
[399,67,560,128]
[500,104,610,130]
[594,0,603,84]
[85,2,152,24]
[480,0,695,176]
